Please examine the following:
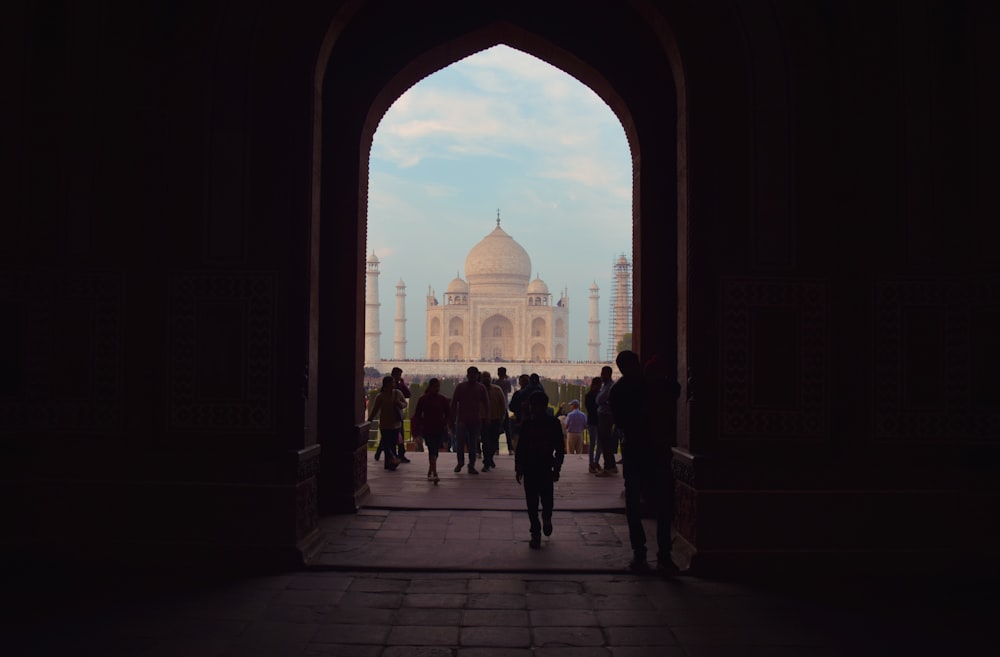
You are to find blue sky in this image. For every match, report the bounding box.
[366,45,632,361]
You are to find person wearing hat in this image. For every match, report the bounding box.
[564,399,588,455]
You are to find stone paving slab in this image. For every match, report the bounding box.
[4,569,993,657]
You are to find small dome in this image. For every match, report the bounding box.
[589,281,599,291]
[367,252,380,264]
[446,276,469,294]
[527,277,549,294]
[617,254,629,265]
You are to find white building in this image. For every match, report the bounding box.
[425,219,571,362]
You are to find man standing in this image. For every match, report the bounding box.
[609,350,682,574]
[595,365,618,475]
[515,391,565,549]
[564,399,588,455]
[390,367,412,462]
[495,366,513,451]
[451,366,489,474]
[584,377,603,473]
[480,371,507,472]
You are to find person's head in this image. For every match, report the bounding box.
[600,365,613,381]
[497,367,507,378]
[466,366,479,381]
[590,376,602,390]
[426,377,440,394]
[518,374,530,387]
[390,367,403,379]
[616,350,642,377]
[570,399,580,410]
[481,371,492,385]
[380,375,394,392]
[528,391,549,415]
[529,373,540,386]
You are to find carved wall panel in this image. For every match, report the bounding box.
[0,271,122,432]
[168,273,275,432]
[875,280,1000,443]
[720,279,829,439]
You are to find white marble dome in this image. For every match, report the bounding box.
[446,276,469,293]
[464,226,532,287]
[527,277,549,294]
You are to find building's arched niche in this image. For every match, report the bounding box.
[531,317,547,338]
[555,344,567,360]
[555,318,566,338]
[449,316,464,337]
[430,317,441,336]
[448,342,464,359]
[480,314,514,360]
[531,343,546,361]
[429,342,440,358]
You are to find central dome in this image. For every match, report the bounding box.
[464,226,532,290]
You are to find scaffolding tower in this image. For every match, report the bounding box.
[607,253,632,360]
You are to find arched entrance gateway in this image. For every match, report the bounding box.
[314,0,686,534]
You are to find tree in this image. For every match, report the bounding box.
[616,332,633,353]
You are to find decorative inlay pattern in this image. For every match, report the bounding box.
[168,273,275,432]
[720,279,829,439]
[0,271,122,432]
[874,280,1000,442]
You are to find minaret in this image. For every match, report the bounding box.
[610,254,632,358]
[588,281,601,361]
[364,252,381,363]
[394,279,407,360]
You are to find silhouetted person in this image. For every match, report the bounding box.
[411,377,450,484]
[595,365,619,476]
[564,399,587,455]
[367,376,406,471]
[480,370,506,472]
[450,366,489,474]
[609,350,682,574]
[391,367,412,462]
[584,376,603,473]
[515,391,565,549]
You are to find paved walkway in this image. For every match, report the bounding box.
[2,449,995,655]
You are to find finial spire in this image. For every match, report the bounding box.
[496,208,501,227]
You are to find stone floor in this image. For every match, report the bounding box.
[2,450,995,656]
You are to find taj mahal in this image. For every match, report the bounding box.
[364,215,629,381]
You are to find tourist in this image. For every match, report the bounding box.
[564,399,588,455]
[391,367,412,462]
[609,350,682,574]
[367,376,406,471]
[515,391,565,548]
[507,374,531,452]
[411,378,451,484]
[584,377,603,473]
[450,366,489,474]
[595,365,619,476]
[480,371,506,472]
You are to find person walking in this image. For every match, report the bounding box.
[515,391,565,548]
[564,399,588,455]
[595,365,619,475]
[480,371,506,472]
[367,376,406,471]
[411,377,451,484]
[584,377,603,473]
[391,367,412,462]
[609,350,682,574]
[450,366,489,474]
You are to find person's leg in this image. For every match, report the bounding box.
[467,422,480,472]
[397,426,407,460]
[541,475,554,537]
[599,414,616,474]
[588,424,600,472]
[380,429,398,469]
[482,420,496,470]
[524,474,541,543]
[454,423,467,471]
[427,432,441,481]
[622,447,647,566]
[655,460,675,567]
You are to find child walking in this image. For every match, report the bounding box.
[515,391,566,548]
